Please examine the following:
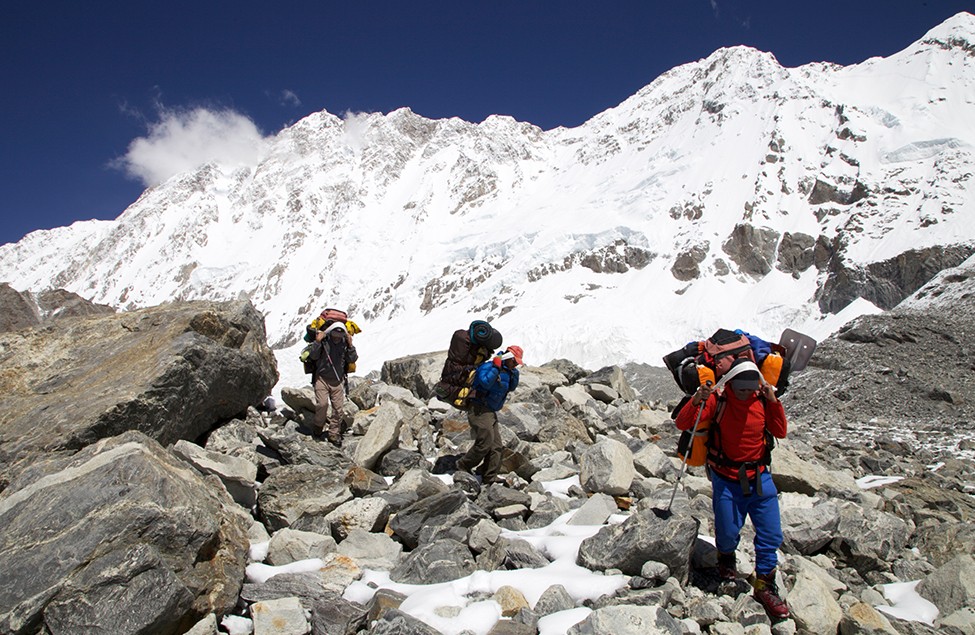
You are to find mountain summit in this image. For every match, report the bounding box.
[2,13,973,377]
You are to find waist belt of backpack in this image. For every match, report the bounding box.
[711,461,766,497]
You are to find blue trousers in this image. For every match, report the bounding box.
[711,470,783,575]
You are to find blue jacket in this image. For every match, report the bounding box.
[471,360,519,412]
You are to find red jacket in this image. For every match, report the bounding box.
[675,390,787,480]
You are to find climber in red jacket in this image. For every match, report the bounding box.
[676,358,790,620]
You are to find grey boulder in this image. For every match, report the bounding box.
[0,431,249,635]
[0,298,278,488]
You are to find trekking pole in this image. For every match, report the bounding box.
[665,380,712,514]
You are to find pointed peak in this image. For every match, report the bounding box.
[917,11,975,54]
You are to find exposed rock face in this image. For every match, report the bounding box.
[807,177,869,206]
[380,351,445,401]
[670,245,707,281]
[34,288,116,320]
[0,283,115,333]
[0,283,40,332]
[0,299,278,489]
[721,223,781,278]
[775,231,817,277]
[817,244,975,313]
[0,431,249,635]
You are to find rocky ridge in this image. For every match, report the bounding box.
[1,290,974,634]
[0,282,114,333]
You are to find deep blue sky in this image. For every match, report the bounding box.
[2,1,971,246]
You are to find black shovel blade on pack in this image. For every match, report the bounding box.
[779,328,817,372]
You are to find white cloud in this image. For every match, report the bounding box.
[341,110,377,152]
[710,0,719,17]
[280,89,302,107]
[115,107,268,187]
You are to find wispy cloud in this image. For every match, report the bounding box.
[280,89,302,107]
[113,107,268,187]
[709,0,719,18]
[341,110,377,152]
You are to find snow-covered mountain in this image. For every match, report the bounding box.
[2,13,974,386]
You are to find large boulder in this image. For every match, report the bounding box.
[257,464,353,533]
[389,489,488,550]
[0,299,278,488]
[566,605,682,635]
[579,438,635,496]
[389,539,477,584]
[772,447,860,498]
[380,351,445,400]
[788,563,844,634]
[832,503,912,573]
[721,223,781,278]
[917,554,975,616]
[353,400,408,470]
[172,439,258,508]
[0,431,249,635]
[579,366,638,402]
[577,507,699,583]
[780,494,842,555]
[514,365,569,396]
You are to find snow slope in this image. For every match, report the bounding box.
[1,13,973,382]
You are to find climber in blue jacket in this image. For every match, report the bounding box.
[454,345,523,487]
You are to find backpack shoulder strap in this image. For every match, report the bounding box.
[707,395,774,469]
[706,395,729,460]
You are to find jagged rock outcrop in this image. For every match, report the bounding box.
[776,231,817,277]
[721,223,781,278]
[817,244,975,313]
[670,245,708,281]
[0,283,115,333]
[0,298,278,489]
[0,283,40,332]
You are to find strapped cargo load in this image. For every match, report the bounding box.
[664,328,817,468]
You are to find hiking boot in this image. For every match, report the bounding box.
[326,433,342,447]
[717,552,737,581]
[753,571,790,619]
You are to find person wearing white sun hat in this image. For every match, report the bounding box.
[677,357,790,620]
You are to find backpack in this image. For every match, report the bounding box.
[434,321,502,409]
[299,344,315,375]
[663,328,792,397]
[303,308,350,342]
